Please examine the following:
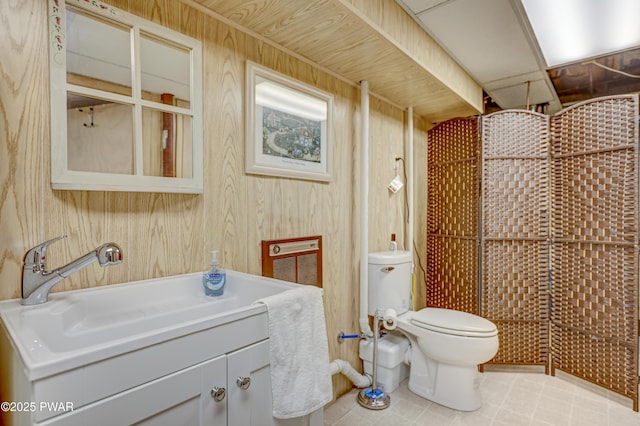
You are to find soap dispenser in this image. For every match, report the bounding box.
[389,234,398,252]
[203,250,226,296]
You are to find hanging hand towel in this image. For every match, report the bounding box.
[257,286,333,419]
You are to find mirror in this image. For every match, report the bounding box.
[49,0,203,193]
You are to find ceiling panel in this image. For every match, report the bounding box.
[399,0,448,14]
[415,0,539,83]
[397,0,640,113]
[396,0,561,112]
[483,70,561,111]
[488,79,552,110]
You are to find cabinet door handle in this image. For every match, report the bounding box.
[210,386,226,402]
[236,376,251,390]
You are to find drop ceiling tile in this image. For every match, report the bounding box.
[417,0,540,83]
[400,0,449,14]
[487,79,554,110]
[483,70,547,91]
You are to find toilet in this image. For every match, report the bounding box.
[367,250,499,411]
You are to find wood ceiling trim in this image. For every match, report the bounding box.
[187,0,483,122]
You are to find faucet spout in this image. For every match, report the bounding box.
[21,238,123,306]
[56,243,123,279]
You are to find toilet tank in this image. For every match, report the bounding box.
[368,250,412,316]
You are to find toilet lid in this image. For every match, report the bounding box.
[411,308,498,337]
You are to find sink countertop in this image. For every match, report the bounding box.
[0,270,297,380]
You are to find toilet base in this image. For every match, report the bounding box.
[408,361,482,412]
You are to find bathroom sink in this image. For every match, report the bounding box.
[0,270,296,379]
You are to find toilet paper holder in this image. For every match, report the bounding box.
[380,308,397,330]
[357,307,397,410]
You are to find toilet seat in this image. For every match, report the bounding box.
[411,308,498,338]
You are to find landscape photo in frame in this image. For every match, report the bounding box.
[245,61,333,182]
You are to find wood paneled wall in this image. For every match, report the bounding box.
[0,0,428,400]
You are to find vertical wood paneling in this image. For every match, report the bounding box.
[204,16,248,272]
[129,0,181,32]
[368,97,406,251]
[180,0,204,236]
[181,1,205,41]
[44,191,130,288]
[0,0,48,299]
[1,0,428,400]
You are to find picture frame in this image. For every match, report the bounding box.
[245,61,333,182]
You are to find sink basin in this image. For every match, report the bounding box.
[0,270,297,379]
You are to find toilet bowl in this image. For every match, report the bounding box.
[366,251,499,411]
[395,308,498,411]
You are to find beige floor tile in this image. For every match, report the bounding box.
[491,407,533,426]
[609,403,640,426]
[324,372,640,426]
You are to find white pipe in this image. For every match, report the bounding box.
[330,359,372,388]
[407,107,414,252]
[359,81,372,337]
[407,107,416,310]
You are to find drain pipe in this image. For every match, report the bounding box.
[359,80,373,338]
[407,107,416,309]
[330,359,372,388]
[407,106,414,252]
[329,81,373,392]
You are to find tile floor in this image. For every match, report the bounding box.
[323,366,640,425]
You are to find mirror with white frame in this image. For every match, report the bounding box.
[49,0,203,193]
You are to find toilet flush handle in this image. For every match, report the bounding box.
[381,267,395,272]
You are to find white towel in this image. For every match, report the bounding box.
[257,286,333,419]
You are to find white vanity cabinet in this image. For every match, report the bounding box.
[3,312,277,426]
[0,271,324,426]
[42,339,273,426]
[42,355,228,425]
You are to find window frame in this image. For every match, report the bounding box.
[49,0,203,193]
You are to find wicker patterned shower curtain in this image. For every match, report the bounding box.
[426,95,639,411]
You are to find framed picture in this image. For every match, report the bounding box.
[245,61,333,182]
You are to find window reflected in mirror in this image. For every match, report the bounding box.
[142,108,193,178]
[66,9,132,96]
[140,33,191,108]
[50,0,203,193]
[67,94,134,174]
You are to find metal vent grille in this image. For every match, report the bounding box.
[261,236,322,287]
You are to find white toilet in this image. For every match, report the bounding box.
[368,251,499,411]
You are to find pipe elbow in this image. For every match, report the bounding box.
[330,359,371,389]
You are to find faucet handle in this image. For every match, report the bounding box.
[24,235,68,271]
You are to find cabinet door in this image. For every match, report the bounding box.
[227,339,274,426]
[41,355,226,426]
[200,353,228,425]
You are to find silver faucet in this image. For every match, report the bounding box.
[21,235,123,305]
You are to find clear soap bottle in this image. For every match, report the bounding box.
[389,233,398,252]
[203,250,226,296]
